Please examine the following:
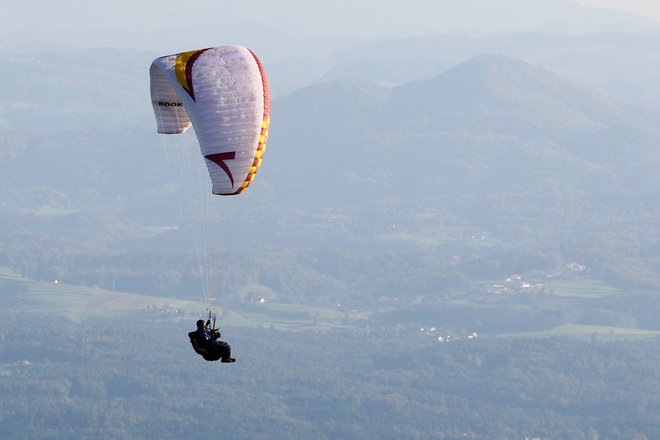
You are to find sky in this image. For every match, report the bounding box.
[575,0,660,21]
[2,0,660,54]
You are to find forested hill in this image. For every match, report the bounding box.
[384,54,621,136]
[3,49,660,245]
[3,49,660,298]
[272,54,660,235]
[2,314,660,439]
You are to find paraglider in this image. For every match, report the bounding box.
[188,318,235,363]
[150,45,270,196]
[149,46,271,362]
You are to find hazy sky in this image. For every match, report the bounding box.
[3,0,660,53]
[575,0,660,21]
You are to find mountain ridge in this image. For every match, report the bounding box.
[383,53,622,135]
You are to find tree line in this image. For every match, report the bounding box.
[1,313,660,439]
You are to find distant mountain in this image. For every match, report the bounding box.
[383,54,620,136]
[273,53,660,196]
[265,52,660,270]
[317,33,660,112]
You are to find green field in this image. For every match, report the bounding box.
[510,324,660,340]
[0,267,28,282]
[0,266,353,330]
[2,266,655,336]
[15,279,199,322]
[545,278,620,299]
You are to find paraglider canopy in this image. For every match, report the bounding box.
[150,46,271,196]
